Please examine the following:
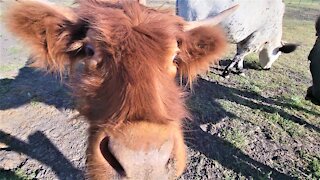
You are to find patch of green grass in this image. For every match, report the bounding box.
[14,169,35,180]
[29,100,39,107]
[223,170,246,180]
[274,95,320,125]
[223,173,236,180]
[8,46,21,55]
[309,157,320,178]
[285,1,320,8]
[298,151,320,179]
[280,18,315,79]
[247,84,262,94]
[289,95,305,108]
[257,171,273,180]
[0,64,23,73]
[268,113,305,138]
[221,127,248,149]
[0,168,35,180]
[28,96,43,107]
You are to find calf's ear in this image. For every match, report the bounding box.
[5,0,80,73]
[176,26,226,85]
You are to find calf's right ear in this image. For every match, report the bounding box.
[5,0,81,73]
[176,26,226,85]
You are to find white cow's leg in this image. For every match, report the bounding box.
[222,52,246,77]
[223,33,258,77]
[236,58,245,75]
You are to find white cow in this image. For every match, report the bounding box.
[177,0,297,77]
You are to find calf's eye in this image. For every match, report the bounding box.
[177,39,182,48]
[85,44,95,57]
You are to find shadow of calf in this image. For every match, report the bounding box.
[193,78,319,133]
[186,123,293,179]
[184,78,315,178]
[0,130,84,179]
[0,66,73,110]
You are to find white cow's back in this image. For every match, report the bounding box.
[177,0,285,43]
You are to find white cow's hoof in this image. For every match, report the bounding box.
[224,75,230,79]
[239,72,246,77]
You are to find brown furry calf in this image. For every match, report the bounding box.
[5,0,228,179]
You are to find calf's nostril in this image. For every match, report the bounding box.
[100,137,126,177]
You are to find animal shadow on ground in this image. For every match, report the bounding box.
[0,130,84,179]
[0,66,82,178]
[0,66,74,110]
[0,168,24,179]
[185,78,319,179]
[211,59,265,75]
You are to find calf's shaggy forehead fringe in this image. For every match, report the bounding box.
[72,0,190,125]
[76,0,185,44]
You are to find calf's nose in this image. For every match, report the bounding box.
[100,136,176,180]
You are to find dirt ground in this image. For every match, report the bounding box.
[1,0,320,179]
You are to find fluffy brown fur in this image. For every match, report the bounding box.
[5,0,227,179]
[5,0,77,74]
[177,26,226,85]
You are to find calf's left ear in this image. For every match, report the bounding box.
[5,0,81,73]
[176,26,227,84]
